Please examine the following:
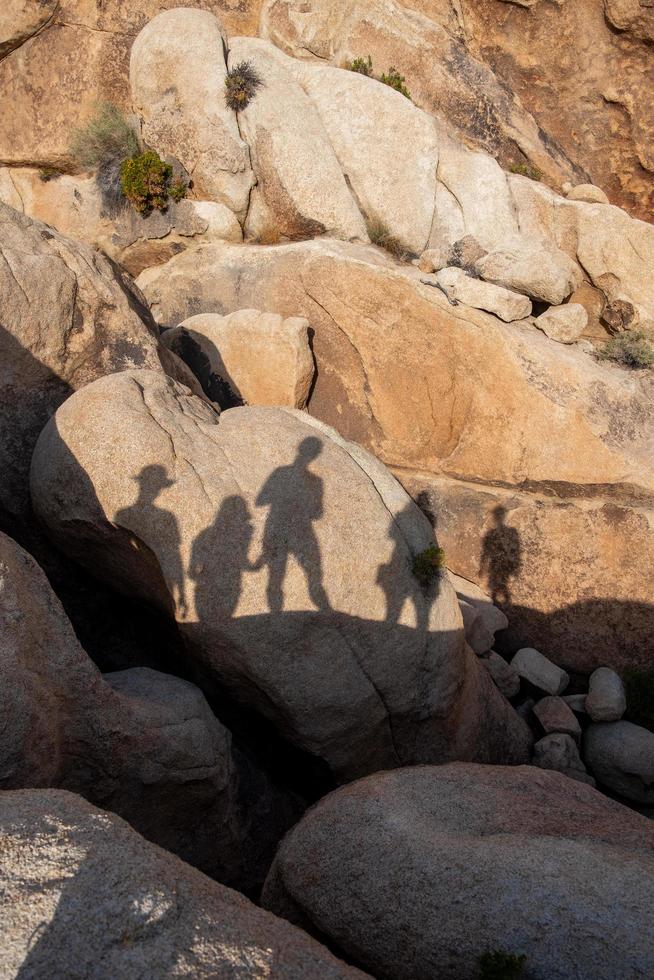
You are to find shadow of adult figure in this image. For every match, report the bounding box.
[377,508,441,636]
[114,464,188,616]
[479,505,522,607]
[254,436,331,614]
[190,495,258,621]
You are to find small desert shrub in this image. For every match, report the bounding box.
[366,216,409,260]
[347,55,373,76]
[624,668,654,733]
[598,331,654,369]
[225,61,264,111]
[169,178,188,203]
[412,545,446,587]
[119,151,187,215]
[346,56,412,99]
[509,162,542,181]
[379,67,411,100]
[477,951,526,980]
[69,103,139,171]
[38,167,61,182]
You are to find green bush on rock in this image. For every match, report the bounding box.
[346,55,373,76]
[599,331,654,369]
[412,545,446,587]
[345,57,412,100]
[379,67,412,100]
[119,151,186,215]
[509,162,542,182]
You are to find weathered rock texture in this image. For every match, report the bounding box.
[162,310,315,408]
[0,529,295,891]
[0,788,370,980]
[137,239,654,672]
[0,168,244,276]
[260,0,583,191]
[30,368,530,782]
[130,8,253,216]
[460,0,654,220]
[0,202,167,526]
[263,763,654,980]
[585,720,654,804]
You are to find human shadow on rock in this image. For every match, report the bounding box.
[253,436,331,614]
[0,324,184,675]
[479,504,522,607]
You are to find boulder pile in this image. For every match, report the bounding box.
[0,2,652,977]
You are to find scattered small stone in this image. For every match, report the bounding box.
[424,267,532,322]
[533,696,582,741]
[566,183,610,205]
[418,236,486,274]
[534,303,588,344]
[511,648,569,695]
[562,694,587,714]
[533,733,595,786]
[601,297,638,333]
[585,667,626,722]
[482,652,521,699]
[450,574,508,656]
[585,721,654,804]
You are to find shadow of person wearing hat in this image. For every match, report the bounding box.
[479,504,522,608]
[115,464,188,617]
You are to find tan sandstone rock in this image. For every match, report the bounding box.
[460,0,654,219]
[0,202,167,525]
[135,239,654,672]
[475,244,581,305]
[229,37,367,241]
[261,0,582,190]
[130,9,253,217]
[0,529,296,891]
[534,303,588,344]
[30,368,531,781]
[0,1,57,58]
[0,789,370,980]
[428,267,532,321]
[566,183,610,205]
[162,310,315,408]
[262,763,654,980]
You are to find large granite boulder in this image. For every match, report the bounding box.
[129,8,253,217]
[260,0,582,190]
[227,37,367,242]
[263,763,654,980]
[0,202,168,526]
[0,529,296,891]
[136,239,654,672]
[30,368,530,781]
[0,789,369,979]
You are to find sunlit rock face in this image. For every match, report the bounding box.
[30,369,531,782]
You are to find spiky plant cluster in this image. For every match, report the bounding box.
[378,67,411,100]
[347,55,373,76]
[366,217,410,261]
[224,61,264,111]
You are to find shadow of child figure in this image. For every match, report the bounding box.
[190,495,258,621]
[376,512,436,636]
